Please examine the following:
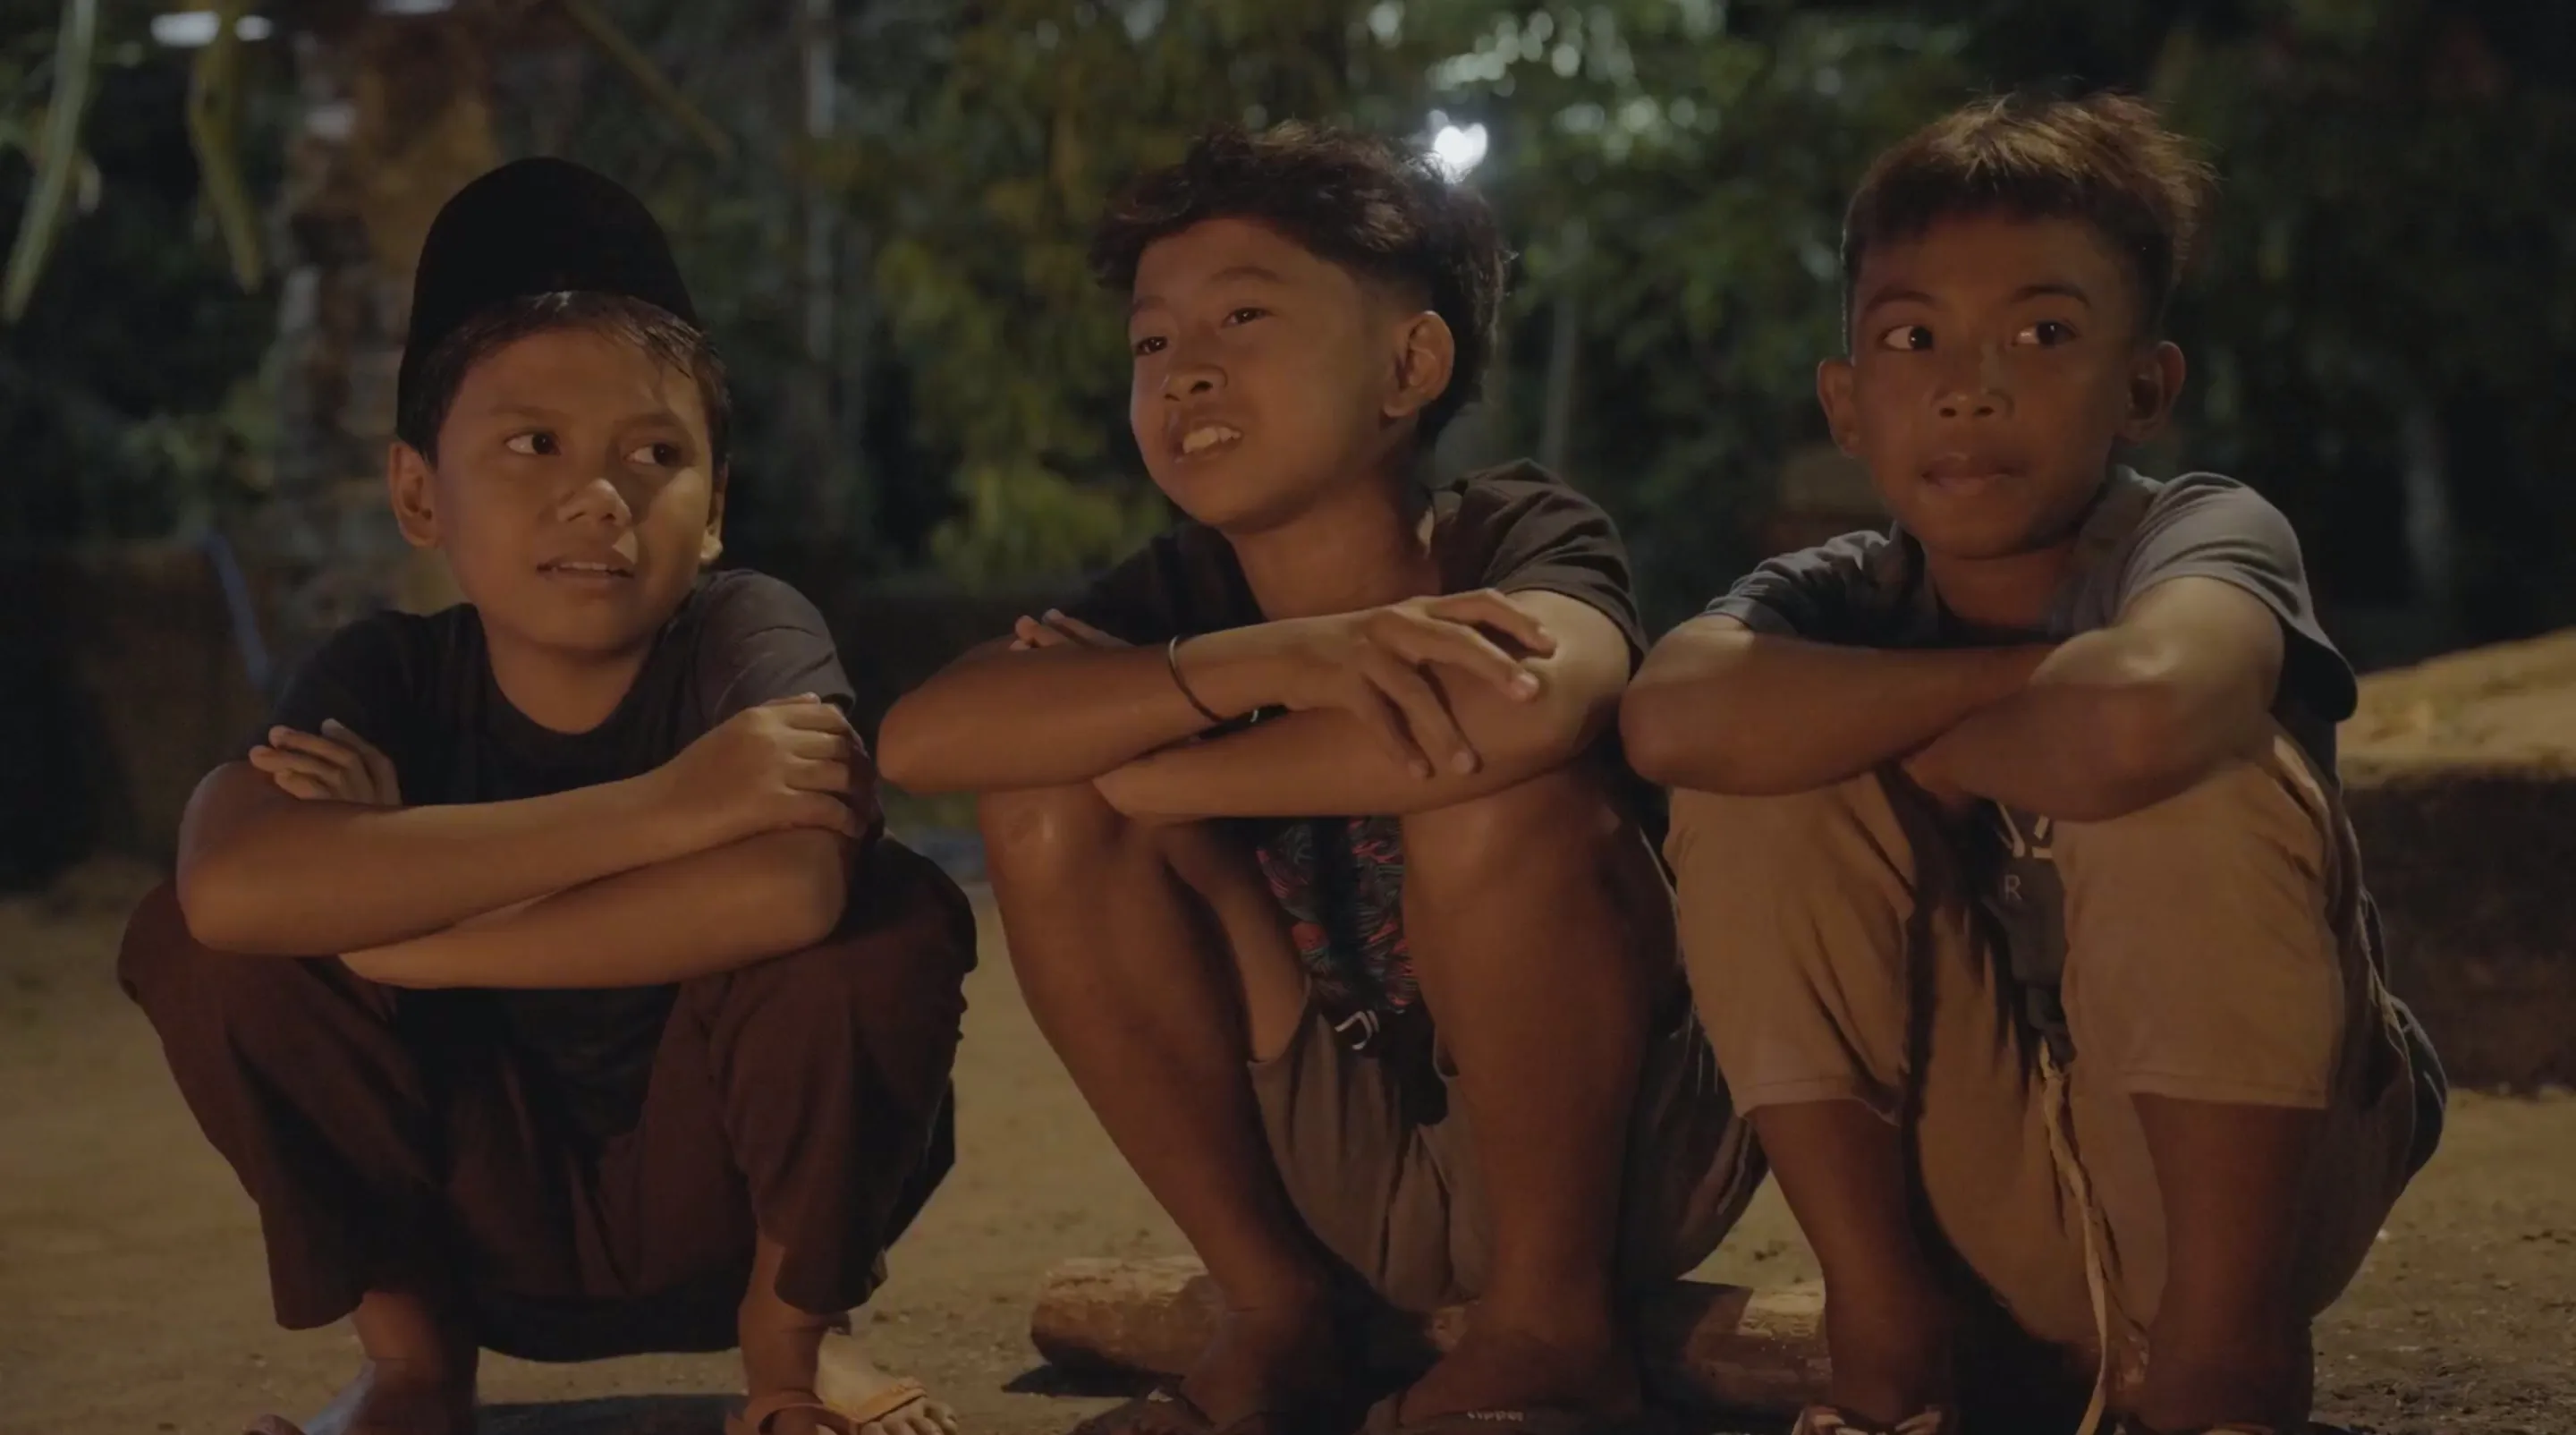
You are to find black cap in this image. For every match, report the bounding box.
[397,157,697,414]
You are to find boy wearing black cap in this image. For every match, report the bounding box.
[120,158,968,1435]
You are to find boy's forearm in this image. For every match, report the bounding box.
[1095,673,1611,820]
[1914,627,2261,822]
[344,828,853,989]
[877,628,1288,794]
[175,763,693,956]
[1622,622,2052,794]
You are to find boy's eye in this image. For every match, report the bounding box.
[626,441,684,467]
[2016,319,2078,347]
[1131,335,1168,358]
[1224,307,1268,327]
[504,432,558,456]
[1877,324,1933,352]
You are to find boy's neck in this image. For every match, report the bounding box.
[1919,469,2119,635]
[484,631,654,734]
[1229,467,1439,620]
[1920,541,2077,637]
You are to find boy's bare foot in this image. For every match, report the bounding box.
[1176,1291,1345,1425]
[242,1357,476,1435]
[1387,1318,1634,1424]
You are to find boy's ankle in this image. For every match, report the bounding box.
[1818,1278,1954,1428]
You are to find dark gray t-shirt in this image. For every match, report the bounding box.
[262,569,860,1142]
[1702,469,2360,1035]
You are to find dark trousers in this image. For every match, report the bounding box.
[118,840,975,1363]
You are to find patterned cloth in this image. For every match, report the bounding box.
[1252,814,1419,1052]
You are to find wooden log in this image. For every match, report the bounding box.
[2343,629,2576,1090]
[1030,1257,1828,1415]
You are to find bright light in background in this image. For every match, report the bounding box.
[150,11,274,46]
[1431,122,1489,179]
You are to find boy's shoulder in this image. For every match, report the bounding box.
[1436,458,1606,522]
[296,602,479,692]
[681,566,827,633]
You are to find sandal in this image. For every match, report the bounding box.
[732,1376,937,1435]
[1787,1406,1952,1435]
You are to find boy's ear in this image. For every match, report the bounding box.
[1817,357,1863,456]
[698,465,727,567]
[1381,310,1457,424]
[386,441,442,549]
[2120,339,2188,443]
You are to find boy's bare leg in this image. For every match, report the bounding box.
[1390,767,1662,1419]
[739,1234,954,1435]
[1750,1104,1956,1425]
[980,785,1338,1422]
[2128,1099,2319,1431]
[246,1289,478,1435]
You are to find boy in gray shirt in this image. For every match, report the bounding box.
[1623,93,2443,1435]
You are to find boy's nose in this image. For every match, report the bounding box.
[558,469,636,524]
[1934,348,2012,420]
[1163,357,1224,398]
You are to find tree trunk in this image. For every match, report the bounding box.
[255,3,503,675]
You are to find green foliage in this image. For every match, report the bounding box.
[833,0,1445,582]
[7,0,2575,650]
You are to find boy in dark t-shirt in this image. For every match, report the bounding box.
[880,125,1759,1435]
[1622,95,2445,1435]
[120,160,971,1435]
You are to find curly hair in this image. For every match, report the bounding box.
[1091,122,1508,446]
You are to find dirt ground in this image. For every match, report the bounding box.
[3,861,2570,1435]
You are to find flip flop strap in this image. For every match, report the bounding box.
[740,1390,858,1434]
[837,1376,932,1428]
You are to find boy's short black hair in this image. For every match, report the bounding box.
[1842,91,2217,339]
[394,291,733,471]
[1090,122,1507,447]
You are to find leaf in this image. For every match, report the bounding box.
[3,0,98,323]
[185,0,262,292]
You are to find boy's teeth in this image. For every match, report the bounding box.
[1182,425,1241,455]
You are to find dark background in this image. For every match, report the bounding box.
[4,0,2572,884]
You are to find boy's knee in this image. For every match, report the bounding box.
[1399,762,1623,896]
[2056,739,2332,887]
[1666,771,1911,886]
[750,846,975,1019]
[118,882,250,1010]
[976,782,1135,884]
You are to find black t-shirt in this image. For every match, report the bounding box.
[1060,461,1653,1048]
[1704,469,2360,1040]
[261,568,857,1140]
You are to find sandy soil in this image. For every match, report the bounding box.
[2,861,2569,1435]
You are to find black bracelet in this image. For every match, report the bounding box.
[1165,634,1225,725]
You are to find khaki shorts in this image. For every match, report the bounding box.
[1248,994,1763,1314]
[1666,734,2436,1379]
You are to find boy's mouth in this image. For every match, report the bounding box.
[538,558,634,580]
[1920,453,2019,492]
[1176,422,1243,460]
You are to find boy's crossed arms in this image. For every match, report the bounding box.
[1623,572,2285,821]
[182,692,870,988]
[886,585,1623,820]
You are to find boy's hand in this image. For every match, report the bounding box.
[1012,609,1127,650]
[1899,738,1981,820]
[250,720,403,806]
[654,694,869,849]
[1258,590,1555,778]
